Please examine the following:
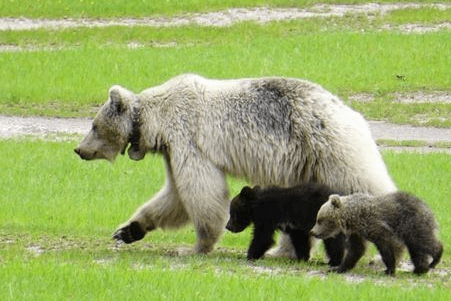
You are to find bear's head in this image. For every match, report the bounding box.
[226,186,260,233]
[310,194,343,239]
[74,86,141,162]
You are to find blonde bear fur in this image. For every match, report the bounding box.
[74,74,396,255]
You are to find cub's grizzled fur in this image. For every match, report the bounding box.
[310,192,443,275]
[74,74,396,255]
[226,183,346,266]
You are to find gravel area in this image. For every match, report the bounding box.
[1,3,450,32]
[1,115,450,153]
[1,3,450,151]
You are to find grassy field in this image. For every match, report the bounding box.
[0,0,447,18]
[1,1,451,300]
[1,4,451,126]
[1,140,451,300]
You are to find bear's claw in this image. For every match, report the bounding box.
[112,221,146,244]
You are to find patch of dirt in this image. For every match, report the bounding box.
[2,114,451,144]
[1,3,450,31]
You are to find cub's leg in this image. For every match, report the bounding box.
[286,229,311,261]
[323,233,346,267]
[247,224,278,260]
[430,241,443,269]
[333,234,366,273]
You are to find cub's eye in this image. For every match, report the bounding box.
[316,218,323,225]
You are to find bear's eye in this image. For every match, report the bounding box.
[316,218,323,225]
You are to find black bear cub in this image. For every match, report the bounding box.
[226,183,345,266]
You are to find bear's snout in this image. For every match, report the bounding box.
[74,147,95,160]
[309,229,321,239]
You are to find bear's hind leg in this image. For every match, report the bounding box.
[407,242,439,275]
[410,251,430,275]
[430,241,443,269]
[287,229,311,261]
[323,232,346,267]
[265,234,298,259]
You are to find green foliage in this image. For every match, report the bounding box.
[1,29,451,118]
[385,7,451,24]
[351,100,451,128]
[0,0,444,18]
[1,1,451,297]
[1,140,451,299]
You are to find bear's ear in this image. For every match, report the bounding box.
[240,186,255,199]
[108,85,128,115]
[329,194,342,209]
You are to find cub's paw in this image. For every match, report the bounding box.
[112,221,146,244]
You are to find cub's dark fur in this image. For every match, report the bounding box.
[226,183,345,265]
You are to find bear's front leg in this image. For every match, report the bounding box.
[173,151,230,255]
[332,233,366,273]
[247,225,277,260]
[323,232,346,267]
[113,177,190,244]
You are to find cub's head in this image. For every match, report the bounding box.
[226,186,260,233]
[74,86,137,162]
[310,194,343,239]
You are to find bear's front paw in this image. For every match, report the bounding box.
[112,221,146,244]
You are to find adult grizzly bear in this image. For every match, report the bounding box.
[74,74,396,255]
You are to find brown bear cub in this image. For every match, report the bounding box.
[226,183,346,265]
[310,192,443,275]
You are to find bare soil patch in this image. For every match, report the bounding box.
[1,115,451,154]
[1,3,450,31]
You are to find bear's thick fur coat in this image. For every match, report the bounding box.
[310,192,443,275]
[75,74,396,255]
[226,183,346,265]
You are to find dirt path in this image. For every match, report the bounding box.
[1,3,451,32]
[1,115,450,153]
[1,3,450,151]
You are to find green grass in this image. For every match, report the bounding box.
[1,6,451,124]
[1,140,451,299]
[377,139,451,148]
[1,28,451,119]
[0,0,446,18]
[2,1,451,299]
[385,7,451,24]
[351,100,451,128]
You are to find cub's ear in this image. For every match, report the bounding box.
[240,186,255,200]
[108,85,129,115]
[329,194,342,209]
